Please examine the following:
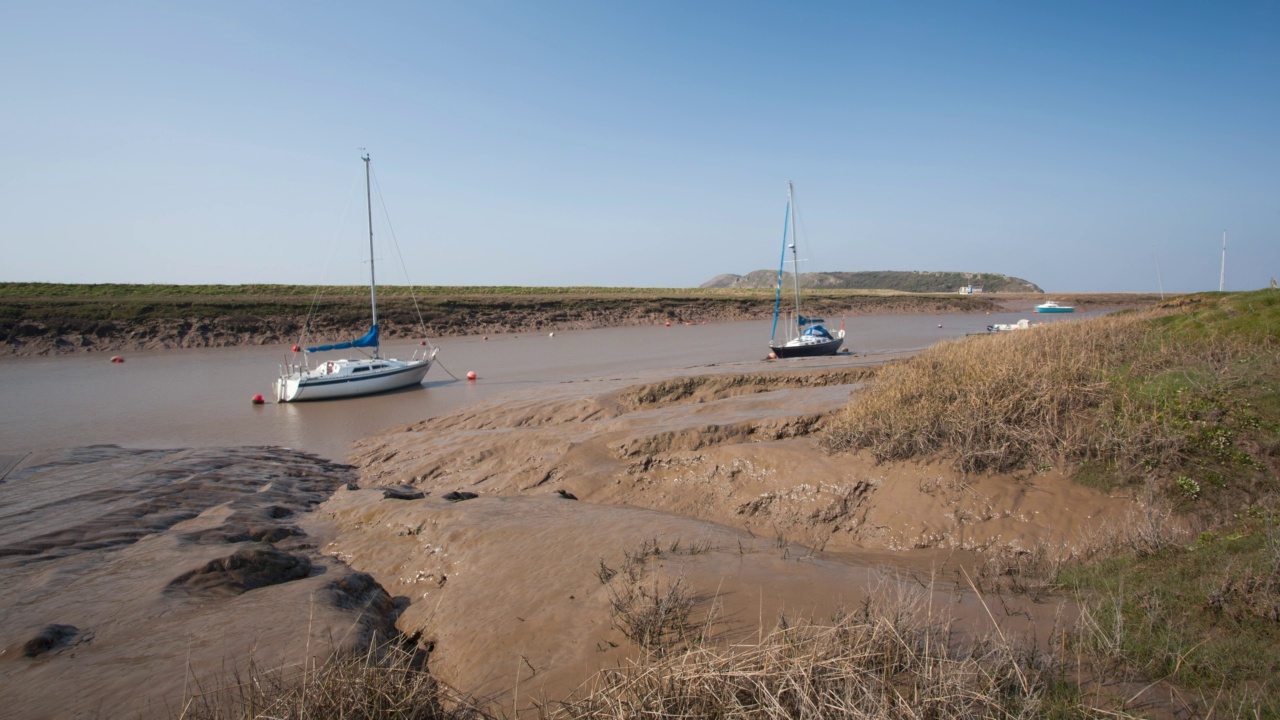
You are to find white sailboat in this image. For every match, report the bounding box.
[768,182,845,358]
[275,154,436,402]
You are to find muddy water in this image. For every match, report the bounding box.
[0,312,1059,462]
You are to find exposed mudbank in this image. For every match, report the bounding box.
[0,446,402,719]
[0,363,1157,717]
[3,293,1001,357]
[326,364,1142,710]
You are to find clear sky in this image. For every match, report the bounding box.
[2,1,1277,292]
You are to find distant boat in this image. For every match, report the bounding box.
[768,182,845,358]
[1034,300,1075,314]
[275,154,437,402]
[988,319,1031,332]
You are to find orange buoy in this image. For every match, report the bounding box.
[292,345,301,352]
[466,371,477,381]
[251,394,265,404]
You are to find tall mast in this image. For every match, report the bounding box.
[788,182,802,333]
[364,152,379,358]
[1153,244,1164,300]
[1219,230,1227,292]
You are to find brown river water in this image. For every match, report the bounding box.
[0,310,1121,718]
[0,312,1052,462]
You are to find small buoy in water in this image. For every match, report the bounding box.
[938,323,943,328]
[420,339,426,345]
[483,336,488,341]
[549,332,555,337]
[251,394,265,405]
[110,356,123,363]
[664,321,671,327]
[292,344,300,352]
[767,352,777,360]
[466,371,477,381]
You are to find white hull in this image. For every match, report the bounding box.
[277,351,435,402]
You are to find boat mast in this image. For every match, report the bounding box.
[1153,244,1164,300]
[770,187,791,344]
[1219,230,1226,292]
[788,182,802,335]
[364,152,380,359]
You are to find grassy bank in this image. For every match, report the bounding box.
[1,282,999,356]
[824,291,1280,513]
[822,289,1280,714]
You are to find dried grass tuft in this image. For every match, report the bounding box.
[173,641,485,720]
[549,579,1136,719]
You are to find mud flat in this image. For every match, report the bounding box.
[0,357,1150,717]
[0,446,399,719]
[324,363,1141,709]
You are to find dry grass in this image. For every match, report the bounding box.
[597,538,706,654]
[548,578,1142,719]
[823,292,1280,505]
[172,641,486,720]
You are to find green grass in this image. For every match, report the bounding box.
[1061,514,1280,714]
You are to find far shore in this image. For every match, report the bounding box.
[0,283,1162,357]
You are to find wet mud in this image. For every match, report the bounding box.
[0,361,1145,717]
[0,446,398,719]
[323,364,1137,711]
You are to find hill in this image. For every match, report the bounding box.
[701,270,1043,293]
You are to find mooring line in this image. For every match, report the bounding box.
[433,357,462,381]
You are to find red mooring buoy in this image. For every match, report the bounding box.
[292,345,301,352]
[110,356,124,363]
[466,371,477,381]
[252,394,265,404]
[420,339,426,345]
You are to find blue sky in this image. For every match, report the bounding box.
[2,1,1276,292]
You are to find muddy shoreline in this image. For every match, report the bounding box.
[2,290,1156,357]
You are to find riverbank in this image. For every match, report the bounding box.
[0,359,1140,717]
[1,283,1160,357]
[13,292,1256,718]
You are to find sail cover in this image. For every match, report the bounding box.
[803,324,834,340]
[797,315,825,326]
[306,325,379,353]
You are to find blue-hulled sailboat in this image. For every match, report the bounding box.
[275,154,435,402]
[768,182,845,358]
